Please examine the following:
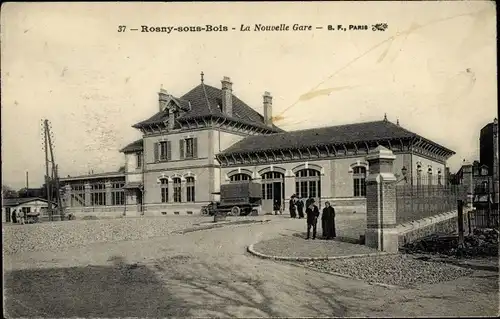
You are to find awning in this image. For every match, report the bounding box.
[122,182,143,189]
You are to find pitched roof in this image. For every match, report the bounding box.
[120,139,143,153]
[133,83,282,132]
[3,197,57,207]
[219,120,455,156]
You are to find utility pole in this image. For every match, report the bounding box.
[44,120,53,221]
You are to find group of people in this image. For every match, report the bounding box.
[11,209,26,225]
[289,194,337,240]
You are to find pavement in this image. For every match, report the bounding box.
[3,213,499,318]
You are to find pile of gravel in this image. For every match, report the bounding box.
[3,216,208,255]
[298,254,474,287]
[402,228,499,257]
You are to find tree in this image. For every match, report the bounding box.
[2,185,19,198]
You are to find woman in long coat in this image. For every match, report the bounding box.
[322,201,336,239]
[289,195,297,218]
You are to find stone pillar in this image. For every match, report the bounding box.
[364,146,399,252]
[84,183,91,207]
[284,169,295,198]
[168,179,174,202]
[181,177,187,203]
[105,181,112,206]
[462,162,474,209]
[64,185,72,208]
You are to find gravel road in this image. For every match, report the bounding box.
[297,254,474,288]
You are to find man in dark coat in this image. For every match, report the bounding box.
[297,196,305,219]
[305,199,320,239]
[306,196,314,209]
[322,201,336,239]
[289,195,297,218]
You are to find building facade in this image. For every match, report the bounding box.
[60,74,455,217]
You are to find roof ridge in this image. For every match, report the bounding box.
[201,83,212,112]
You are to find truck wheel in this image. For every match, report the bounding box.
[231,206,241,216]
[201,208,208,215]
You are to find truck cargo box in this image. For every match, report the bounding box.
[220,182,261,206]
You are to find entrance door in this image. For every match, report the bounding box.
[136,189,143,212]
[273,182,282,211]
[5,207,11,223]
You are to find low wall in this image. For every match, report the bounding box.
[397,210,469,247]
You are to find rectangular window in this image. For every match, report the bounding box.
[185,138,194,158]
[71,184,86,207]
[22,207,31,215]
[309,181,317,198]
[354,179,360,197]
[90,183,106,206]
[111,182,125,205]
[136,153,142,168]
[186,178,195,202]
[300,181,308,198]
[173,180,182,203]
[159,142,169,161]
[161,179,168,203]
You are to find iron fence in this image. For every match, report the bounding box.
[469,208,499,229]
[395,177,467,224]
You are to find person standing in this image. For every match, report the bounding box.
[306,196,314,209]
[11,209,18,224]
[297,196,305,219]
[273,199,280,215]
[305,199,320,239]
[289,195,297,218]
[322,201,336,239]
[17,209,25,225]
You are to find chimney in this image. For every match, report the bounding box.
[158,88,169,112]
[221,76,233,116]
[263,91,273,127]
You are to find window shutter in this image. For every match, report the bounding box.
[167,141,172,161]
[154,142,159,162]
[180,139,185,160]
[193,137,198,158]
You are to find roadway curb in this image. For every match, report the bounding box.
[247,243,401,289]
[246,243,396,261]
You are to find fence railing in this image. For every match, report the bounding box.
[469,208,499,229]
[395,181,467,225]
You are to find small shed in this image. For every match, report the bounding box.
[2,197,58,223]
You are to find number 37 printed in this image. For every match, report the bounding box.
[117,25,126,32]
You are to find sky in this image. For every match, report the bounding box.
[1,1,497,190]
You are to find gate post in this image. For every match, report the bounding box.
[365,146,399,252]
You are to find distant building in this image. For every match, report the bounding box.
[2,197,57,223]
[455,118,499,209]
[60,74,456,217]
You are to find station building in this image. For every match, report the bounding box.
[60,74,456,217]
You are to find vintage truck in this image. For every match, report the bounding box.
[201,182,262,216]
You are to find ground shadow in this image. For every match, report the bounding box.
[4,255,351,318]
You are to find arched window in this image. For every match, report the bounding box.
[160,178,168,203]
[186,177,195,202]
[173,177,182,202]
[428,167,433,186]
[229,173,252,183]
[295,169,321,199]
[353,167,366,197]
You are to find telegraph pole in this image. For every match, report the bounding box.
[44,120,53,221]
